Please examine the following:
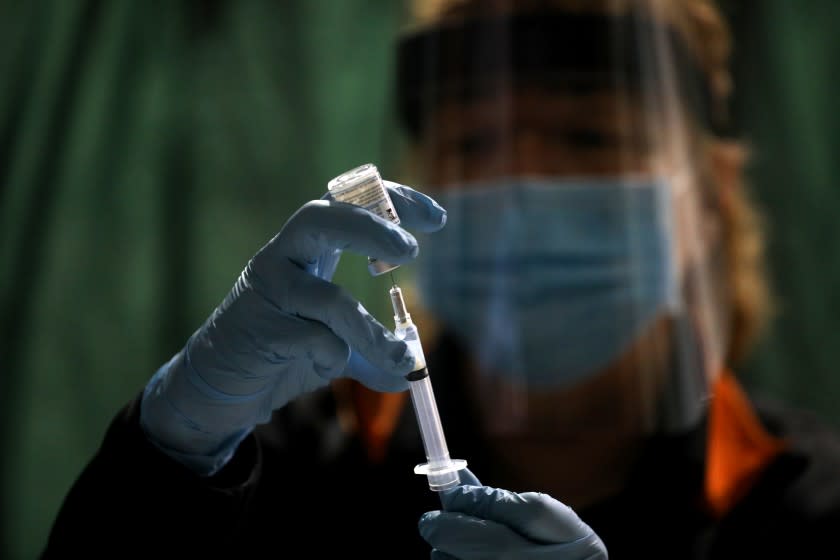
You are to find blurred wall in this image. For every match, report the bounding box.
[0,1,405,558]
[725,0,840,429]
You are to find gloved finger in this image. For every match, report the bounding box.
[273,262,415,376]
[320,180,447,234]
[189,291,350,386]
[430,549,459,560]
[419,510,533,557]
[383,180,447,233]
[274,200,418,270]
[455,467,481,487]
[439,485,594,545]
[344,350,409,392]
[269,312,352,378]
[437,468,481,512]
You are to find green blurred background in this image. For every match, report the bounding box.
[0,1,837,558]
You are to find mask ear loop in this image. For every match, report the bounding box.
[654,310,711,433]
[676,162,728,386]
[655,176,720,433]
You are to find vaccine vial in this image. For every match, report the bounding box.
[328,163,401,276]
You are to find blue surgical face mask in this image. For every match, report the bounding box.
[416,178,679,388]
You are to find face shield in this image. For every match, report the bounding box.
[394,1,731,446]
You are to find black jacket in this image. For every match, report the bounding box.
[43,342,840,558]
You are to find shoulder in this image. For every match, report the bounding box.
[754,395,840,466]
[710,395,840,556]
[753,396,840,520]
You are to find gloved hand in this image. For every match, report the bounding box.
[140,180,447,475]
[419,469,608,559]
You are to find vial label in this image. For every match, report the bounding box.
[333,175,400,225]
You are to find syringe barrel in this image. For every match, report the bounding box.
[409,375,451,465]
[408,374,460,491]
[391,284,463,491]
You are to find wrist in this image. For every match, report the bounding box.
[140,351,256,476]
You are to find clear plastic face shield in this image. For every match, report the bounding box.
[395,1,731,450]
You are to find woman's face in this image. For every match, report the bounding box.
[412,86,724,505]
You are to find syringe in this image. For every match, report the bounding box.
[389,280,467,492]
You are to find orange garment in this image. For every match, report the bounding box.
[704,371,787,517]
[343,370,787,518]
[346,381,409,464]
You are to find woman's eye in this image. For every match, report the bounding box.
[559,128,617,149]
[458,133,500,158]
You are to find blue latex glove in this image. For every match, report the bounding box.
[140,180,447,475]
[419,469,608,559]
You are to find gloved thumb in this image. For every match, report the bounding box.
[456,467,481,487]
[437,467,481,511]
